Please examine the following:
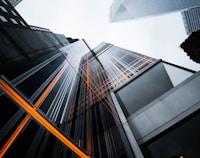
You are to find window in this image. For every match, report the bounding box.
[2,0,7,5]
[11,10,17,16]
[0,15,7,22]
[10,18,18,24]
[0,6,7,12]
[20,20,25,26]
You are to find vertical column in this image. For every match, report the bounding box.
[110,92,144,158]
[86,54,92,156]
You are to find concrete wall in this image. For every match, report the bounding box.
[127,71,200,144]
[116,62,173,116]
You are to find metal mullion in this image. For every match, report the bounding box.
[11,53,61,85]
[60,73,77,124]
[52,71,73,122]
[55,70,74,116]
[135,60,150,71]
[0,109,24,142]
[24,126,46,158]
[98,103,114,157]
[34,131,51,158]
[111,55,133,77]
[124,51,155,63]
[29,62,65,102]
[128,59,142,74]
[94,106,103,158]
[110,93,144,158]
[47,69,70,119]
[0,78,90,158]
[47,71,69,121]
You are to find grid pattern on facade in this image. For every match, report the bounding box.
[0,41,92,158]
[67,44,157,121]
[182,7,200,35]
[65,49,135,157]
[110,0,200,21]
[0,0,28,27]
[98,46,157,90]
[0,66,89,158]
[7,0,22,7]
[1,39,132,158]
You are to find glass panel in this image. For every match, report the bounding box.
[20,20,25,26]
[141,111,200,158]
[10,18,18,24]
[11,10,17,16]
[0,15,7,22]
[0,6,7,12]
[2,0,8,5]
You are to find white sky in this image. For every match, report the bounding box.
[16,0,200,71]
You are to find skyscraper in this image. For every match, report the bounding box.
[0,0,27,28]
[109,0,200,22]
[1,0,200,158]
[182,7,200,35]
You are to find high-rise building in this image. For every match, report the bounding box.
[1,0,200,158]
[109,0,200,22]
[182,7,200,35]
[7,0,22,7]
[0,0,27,27]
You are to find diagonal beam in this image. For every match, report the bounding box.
[0,63,68,157]
[0,114,31,157]
[0,79,90,158]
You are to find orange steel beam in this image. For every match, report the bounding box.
[86,54,92,156]
[0,114,31,157]
[102,54,129,81]
[67,59,121,126]
[0,79,90,158]
[34,63,68,108]
[78,64,119,117]
[92,64,118,114]
[0,63,68,157]
[67,85,77,121]
[66,54,120,123]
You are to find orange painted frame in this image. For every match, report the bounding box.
[0,78,90,158]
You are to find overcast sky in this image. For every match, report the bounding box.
[16,0,200,71]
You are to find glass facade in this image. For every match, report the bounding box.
[0,37,158,157]
[141,110,200,158]
[182,7,200,35]
[110,0,200,22]
[0,0,28,27]
[65,43,157,157]
[7,0,22,7]
[1,1,200,157]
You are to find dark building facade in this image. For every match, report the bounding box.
[1,0,200,158]
[7,0,22,7]
[182,7,200,35]
[109,0,200,22]
[0,0,27,27]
